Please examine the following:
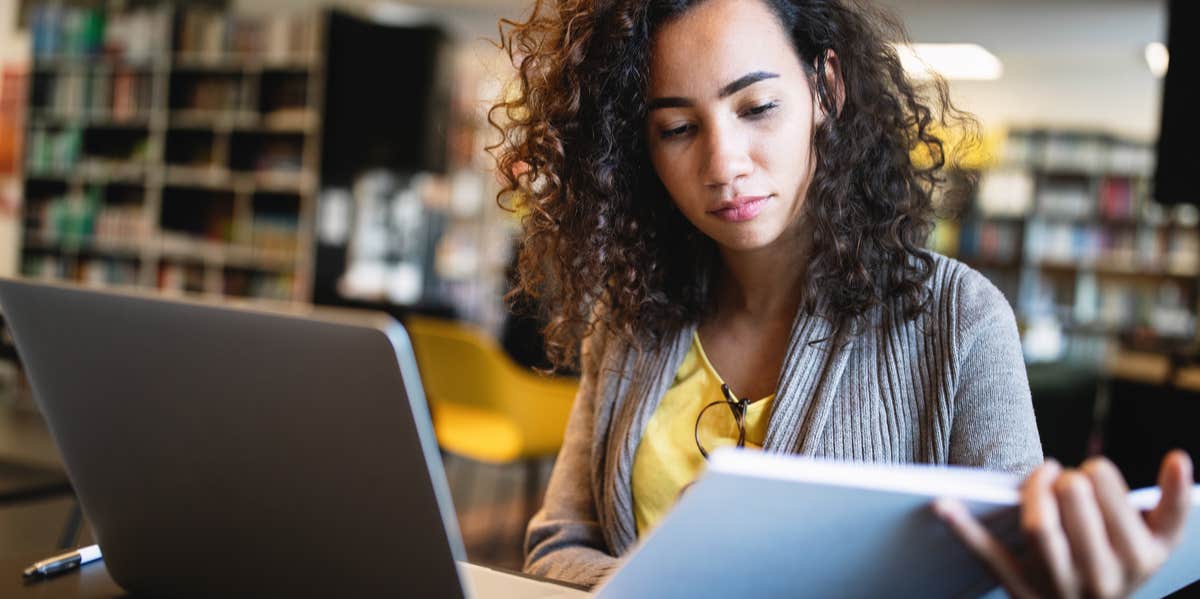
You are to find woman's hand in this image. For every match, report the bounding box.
[933,451,1193,599]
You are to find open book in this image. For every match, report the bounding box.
[595,449,1200,599]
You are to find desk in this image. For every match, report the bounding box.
[0,553,593,598]
[1,553,123,599]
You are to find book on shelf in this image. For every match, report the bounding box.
[30,68,153,124]
[1021,218,1193,274]
[1042,131,1109,174]
[110,67,153,119]
[956,128,1199,348]
[1004,129,1155,176]
[21,252,139,285]
[32,5,170,63]
[87,66,111,116]
[177,9,317,63]
[81,258,140,286]
[31,5,104,58]
[26,126,78,173]
[177,76,242,112]
[22,254,60,279]
[249,214,300,254]
[1165,229,1200,274]
[176,9,228,62]
[262,15,318,62]
[20,6,330,303]
[1037,178,1094,220]
[958,220,1021,266]
[23,188,146,249]
[1099,176,1137,221]
[157,261,206,294]
[1108,139,1156,176]
[105,9,172,64]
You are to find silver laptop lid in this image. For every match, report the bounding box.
[0,278,467,598]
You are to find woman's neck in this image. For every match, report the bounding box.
[713,229,810,323]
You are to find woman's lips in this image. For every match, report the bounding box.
[708,195,771,222]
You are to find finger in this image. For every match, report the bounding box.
[1021,461,1078,598]
[1146,450,1194,546]
[1081,457,1163,582]
[1055,470,1125,598]
[933,498,1038,599]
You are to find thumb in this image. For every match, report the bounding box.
[1146,449,1194,545]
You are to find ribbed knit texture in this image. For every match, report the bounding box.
[524,252,1044,588]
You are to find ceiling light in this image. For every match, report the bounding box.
[894,43,1003,81]
[1145,42,1169,78]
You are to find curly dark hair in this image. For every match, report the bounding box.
[489,0,978,370]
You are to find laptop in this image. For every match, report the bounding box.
[0,278,589,598]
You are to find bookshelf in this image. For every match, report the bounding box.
[935,128,1199,360]
[19,4,323,302]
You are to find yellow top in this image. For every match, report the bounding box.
[631,331,774,536]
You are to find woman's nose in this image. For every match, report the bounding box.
[701,122,754,189]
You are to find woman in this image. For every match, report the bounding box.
[489,0,1193,596]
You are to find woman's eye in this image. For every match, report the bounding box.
[743,102,778,118]
[660,124,692,140]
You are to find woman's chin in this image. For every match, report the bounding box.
[712,231,786,254]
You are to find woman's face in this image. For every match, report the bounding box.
[645,0,822,255]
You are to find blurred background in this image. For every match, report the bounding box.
[0,0,1196,575]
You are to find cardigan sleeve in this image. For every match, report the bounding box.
[523,326,620,587]
[948,268,1045,477]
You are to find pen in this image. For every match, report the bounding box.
[21,545,102,581]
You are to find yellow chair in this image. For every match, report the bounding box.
[404,315,578,526]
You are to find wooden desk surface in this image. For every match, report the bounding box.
[2,553,592,598]
[1,554,126,599]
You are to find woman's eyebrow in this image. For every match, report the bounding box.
[647,71,780,111]
[716,71,780,99]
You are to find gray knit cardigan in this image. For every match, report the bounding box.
[523,252,1044,587]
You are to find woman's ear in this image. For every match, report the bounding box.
[812,49,846,124]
